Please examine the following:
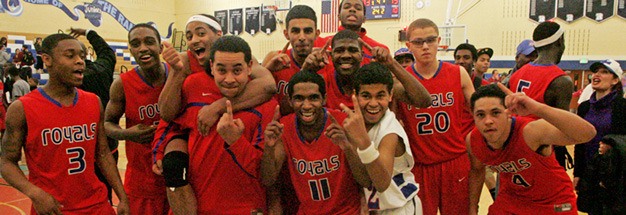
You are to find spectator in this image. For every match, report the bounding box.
[0,45,10,74]
[12,48,22,66]
[575,59,626,215]
[502,39,537,86]
[7,65,29,102]
[0,37,6,48]
[474,47,493,81]
[19,66,32,81]
[394,47,415,68]
[34,37,44,73]
[21,45,35,67]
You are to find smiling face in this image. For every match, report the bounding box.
[285,18,319,60]
[211,51,252,99]
[332,38,362,76]
[455,49,474,73]
[338,0,365,31]
[129,27,162,71]
[591,67,619,93]
[472,97,511,145]
[290,82,326,126]
[186,21,222,66]
[357,84,392,127]
[43,39,86,87]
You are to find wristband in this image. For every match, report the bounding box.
[357,141,380,164]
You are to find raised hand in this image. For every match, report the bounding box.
[302,39,331,72]
[324,111,352,150]
[339,94,369,149]
[497,83,544,116]
[216,100,245,145]
[162,41,186,74]
[264,105,284,147]
[264,42,291,72]
[31,188,63,215]
[126,123,157,144]
[69,27,87,38]
[359,38,393,66]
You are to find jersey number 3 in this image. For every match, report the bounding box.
[67,147,86,175]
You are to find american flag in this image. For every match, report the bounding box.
[321,0,339,33]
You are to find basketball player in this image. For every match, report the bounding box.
[508,21,574,170]
[104,23,169,214]
[261,71,367,214]
[303,29,430,110]
[314,0,389,65]
[262,5,320,115]
[0,33,130,214]
[341,63,422,214]
[172,36,277,214]
[398,18,475,215]
[467,84,595,214]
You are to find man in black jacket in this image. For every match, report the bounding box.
[69,27,119,204]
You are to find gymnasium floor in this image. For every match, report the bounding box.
[0,118,585,215]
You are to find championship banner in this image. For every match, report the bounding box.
[0,0,173,39]
[214,10,228,34]
[229,8,243,35]
[556,0,584,22]
[260,5,276,35]
[585,0,615,22]
[245,6,260,35]
[529,0,556,22]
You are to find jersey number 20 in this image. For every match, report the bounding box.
[416,111,450,135]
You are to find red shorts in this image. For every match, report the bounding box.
[412,154,470,215]
[128,194,170,215]
[151,120,187,163]
[489,194,577,215]
[32,201,115,215]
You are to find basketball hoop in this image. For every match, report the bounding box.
[438,45,449,52]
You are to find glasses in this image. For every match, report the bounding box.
[410,36,439,46]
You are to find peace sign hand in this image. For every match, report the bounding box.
[302,39,331,72]
[324,111,352,151]
[264,42,292,72]
[217,100,245,145]
[497,83,545,116]
[264,105,284,148]
[339,94,369,148]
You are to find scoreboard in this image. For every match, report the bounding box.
[364,0,400,20]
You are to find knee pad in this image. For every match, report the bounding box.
[162,151,189,188]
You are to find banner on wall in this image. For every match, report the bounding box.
[245,7,260,35]
[529,0,556,23]
[214,10,228,34]
[0,0,173,39]
[229,8,243,35]
[617,0,626,19]
[585,0,614,22]
[556,0,584,22]
[260,6,276,35]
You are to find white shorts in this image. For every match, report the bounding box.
[378,195,423,215]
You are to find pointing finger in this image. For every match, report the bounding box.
[339,103,354,117]
[225,100,233,121]
[358,38,373,52]
[282,42,290,54]
[351,94,362,115]
[321,39,332,54]
[273,105,281,121]
[327,111,338,124]
[497,82,514,95]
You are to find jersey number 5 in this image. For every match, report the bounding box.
[416,111,450,135]
[67,147,86,175]
[516,80,531,93]
[308,178,331,201]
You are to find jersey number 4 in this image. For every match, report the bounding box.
[416,111,450,135]
[308,178,331,201]
[512,174,530,187]
[67,147,86,175]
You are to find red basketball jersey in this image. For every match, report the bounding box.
[272,49,302,104]
[321,66,354,110]
[509,63,566,119]
[314,26,389,66]
[280,109,361,215]
[397,61,468,165]
[181,89,278,214]
[469,117,577,212]
[120,64,168,197]
[21,89,109,212]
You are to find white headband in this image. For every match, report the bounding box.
[186,15,222,32]
[533,25,564,48]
